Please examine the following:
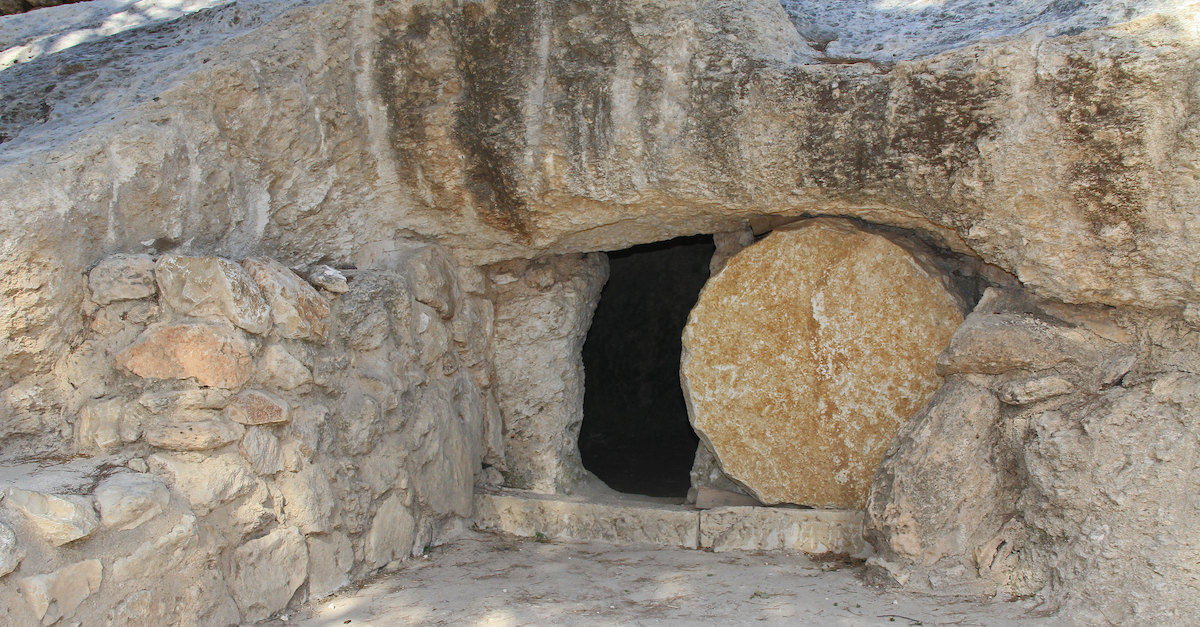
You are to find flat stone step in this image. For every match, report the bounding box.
[472,487,868,556]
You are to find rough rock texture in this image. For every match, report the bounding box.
[3,488,98,546]
[114,323,255,389]
[489,254,608,493]
[229,526,308,623]
[866,287,1197,624]
[20,559,103,625]
[683,219,965,507]
[1,0,1200,624]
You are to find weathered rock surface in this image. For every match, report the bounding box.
[20,559,102,625]
[365,493,416,568]
[306,532,354,599]
[682,219,965,508]
[94,472,171,531]
[490,255,608,493]
[88,254,157,305]
[144,417,244,451]
[242,257,330,341]
[240,426,284,476]
[229,526,308,623]
[111,515,200,583]
[226,389,290,426]
[277,466,333,533]
[148,453,258,516]
[155,255,271,334]
[3,488,98,546]
[0,520,22,577]
[115,323,254,389]
[259,344,312,391]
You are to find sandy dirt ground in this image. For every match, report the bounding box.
[282,531,1069,627]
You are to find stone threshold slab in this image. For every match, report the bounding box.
[472,487,867,555]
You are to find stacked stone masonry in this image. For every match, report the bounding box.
[1,248,501,626]
[3,1,1200,626]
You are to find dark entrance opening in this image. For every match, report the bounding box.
[579,235,715,498]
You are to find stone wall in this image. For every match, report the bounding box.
[2,0,1200,625]
[1,246,499,625]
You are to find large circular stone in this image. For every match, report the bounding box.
[681,218,965,508]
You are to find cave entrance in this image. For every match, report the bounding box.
[578,235,715,498]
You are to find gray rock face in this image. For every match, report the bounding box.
[1,0,1199,625]
[866,287,1200,623]
[95,472,171,531]
[489,254,608,493]
[0,520,22,577]
[229,526,308,623]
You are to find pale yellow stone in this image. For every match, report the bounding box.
[681,218,964,509]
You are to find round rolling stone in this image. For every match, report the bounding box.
[681,218,966,508]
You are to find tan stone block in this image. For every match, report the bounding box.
[699,506,866,554]
[226,389,290,425]
[145,418,244,451]
[242,257,330,341]
[229,526,308,623]
[239,426,284,476]
[155,255,271,334]
[682,218,965,508]
[473,489,700,549]
[95,472,171,531]
[20,559,102,625]
[88,254,157,305]
[115,322,254,389]
[3,488,98,546]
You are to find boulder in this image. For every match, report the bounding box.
[20,559,103,626]
[229,526,308,623]
[277,466,334,534]
[306,532,353,599]
[77,398,130,451]
[226,389,290,426]
[144,417,244,451]
[148,453,258,516]
[258,344,312,391]
[155,255,271,334]
[241,257,331,341]
[364,493,415,568]
[3,488,98,546]
[94,472,171,531]
[88,254,157,305]
[0,520,23,577]
[111,515,200,583]
[681,218,965,508]
[114,322,254,389]
[239,426,284,476]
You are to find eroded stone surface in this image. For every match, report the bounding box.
[307,532,354,599]
[240,426,284,476]
[682,219,964,508]
[242,257,331,341]
[4,488,98,546]
[21,559,102,625]
[226,389,290,426]
[148,453,258,516]
[144,417,244,451]
[112,515,200,583]
[365,493,416,568]
[277,466,334,534]
[0,520,22,577]
[95,472,171,531]
[89,254,157,305]
[115,323,254,389]
[156,255,271,334]
[229,526,308,623]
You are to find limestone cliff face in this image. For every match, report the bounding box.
[3,1,1200,625]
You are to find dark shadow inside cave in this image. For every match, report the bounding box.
[579,235,715,498]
